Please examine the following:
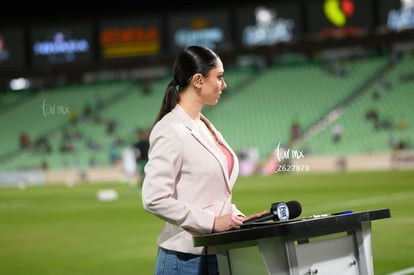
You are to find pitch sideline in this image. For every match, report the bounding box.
[387,267,414,275]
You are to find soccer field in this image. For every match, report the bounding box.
[0,169,413,275]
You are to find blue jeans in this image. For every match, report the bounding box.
[154,247,219,275]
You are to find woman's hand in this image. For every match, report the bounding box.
[213,214,243,232]
[241,209,269,223]
[213,210,268,232]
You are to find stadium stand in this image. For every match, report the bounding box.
[297,52,414,156]
[207,54,390,159]
[0,80,136,171]
[1,53,413,173]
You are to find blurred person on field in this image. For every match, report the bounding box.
[133,128,150,184]
[122,145,137,185]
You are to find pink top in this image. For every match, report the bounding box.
[197,118,234,177]
[220,143,234,176]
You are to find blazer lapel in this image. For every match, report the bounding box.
[171,106,232,189]
[190,121,231,183]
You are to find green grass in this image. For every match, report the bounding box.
[0,169,413,275]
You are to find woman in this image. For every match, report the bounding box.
[141,45,266,275]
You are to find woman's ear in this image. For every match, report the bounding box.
[192,74,203,88]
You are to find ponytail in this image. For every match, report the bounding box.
[153,80,179,124]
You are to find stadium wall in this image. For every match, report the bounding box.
[1,151,413,188]
[292,150,414,173]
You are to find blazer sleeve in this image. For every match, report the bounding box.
[141,121,216,234]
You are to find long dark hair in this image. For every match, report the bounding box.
[153,45,219,124]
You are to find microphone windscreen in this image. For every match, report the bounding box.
[287,200,302,219]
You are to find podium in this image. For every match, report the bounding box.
[193,208,391,275]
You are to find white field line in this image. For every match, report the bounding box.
[307,192,414,214]
[387,267,414,275]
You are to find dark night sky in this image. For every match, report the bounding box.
[1,0,290,25]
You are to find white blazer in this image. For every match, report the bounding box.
[141,104,243,255]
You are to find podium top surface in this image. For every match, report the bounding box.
[193,208,391,247]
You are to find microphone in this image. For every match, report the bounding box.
[242,200,302,225]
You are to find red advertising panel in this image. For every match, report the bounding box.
[167,9,233,53]
[235,2,303,47]
[0,28,25,72]
[99,16,162,62]
[29,23,95,69]
[305,0,375,38]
